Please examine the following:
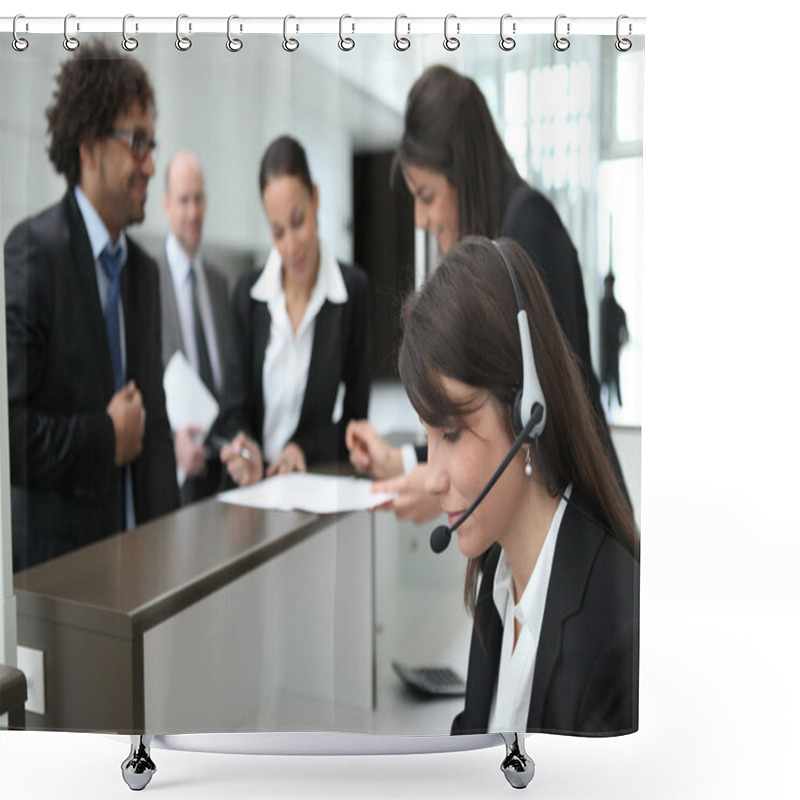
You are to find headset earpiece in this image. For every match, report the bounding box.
[492,240,547,441]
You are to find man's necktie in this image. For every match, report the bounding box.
[100,243,128,529]
[100,243,125,391]
[190,265,216,399]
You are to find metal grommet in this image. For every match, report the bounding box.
[122,14,138,51]
[499,13,515,51]
[394,14,410,51]
[283,15,299,52]
[615,15,632,52]
[63,13,80,52]
[227,15,243,52]
[12,14,29,52]
[444,14,460,51]
[338,14,355,51]
[175,14,192,51]
[553,14,570,52]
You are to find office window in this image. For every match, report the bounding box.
[491,46,643,426]
[597,50,644,425]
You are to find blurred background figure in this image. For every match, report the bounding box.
[157,150,231,504]
[600,270,628,409]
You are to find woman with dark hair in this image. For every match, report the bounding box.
[398,236,639,735]
[347,65,625,519]
[220,136,371,484]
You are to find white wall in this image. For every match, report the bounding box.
[0,34,403,269]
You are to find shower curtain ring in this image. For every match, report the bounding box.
[615,15,633,52]
[283,15,299,52]
[12,15,29,52]
[122,15,138,51]
[444,14,460,51]
[63,13,80,51]
[554,14,570,51]
[227,15,243,52]
[394,15,410,51]
[339,14,355,51]
[175,14,192,51]
[499,14,516,51]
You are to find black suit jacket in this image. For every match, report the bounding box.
[219,259,371,466]
[452,500,639,736]
[4,192,179,571]
[155,247,231,503]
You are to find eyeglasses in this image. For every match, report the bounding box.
[107,128,157,162]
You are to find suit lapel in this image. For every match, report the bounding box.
[157,249,184,361]
[251,299,270,437]
[468,546,504,729]
[205,262,229,351]
[63,192,114,395]
[297,299,340,424]
[528,501,605,727]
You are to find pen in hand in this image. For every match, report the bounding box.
[209,434,252,461]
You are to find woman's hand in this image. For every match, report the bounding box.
[220,432,264,486]
[371,464,441,525]
[345,419,404,479]
[266,442,307,477]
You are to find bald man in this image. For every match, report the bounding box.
[156,151,231,504]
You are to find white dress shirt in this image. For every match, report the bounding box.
[249,239,348,464]
[487,484,573,733]
[165,232,223,396]
[74,186,135,530]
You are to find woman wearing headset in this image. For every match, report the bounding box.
[398,236,639,735]
[347,65,626,519]
[220,136,371,484]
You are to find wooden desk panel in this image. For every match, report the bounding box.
[14,496,367,733]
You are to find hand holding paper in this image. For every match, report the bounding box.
[163,351,219,437]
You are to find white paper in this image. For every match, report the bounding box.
[163,350,219,434]
[218,473,396,514]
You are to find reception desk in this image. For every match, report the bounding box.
[13,482,469,736]
[13,494,375,734]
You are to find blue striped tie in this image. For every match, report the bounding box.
[100,243,128,529]
[100,243,125,391]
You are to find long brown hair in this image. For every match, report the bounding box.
[398,237,639,616]
[392,65,523,239]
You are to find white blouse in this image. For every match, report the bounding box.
[249,239,347,464]
[487,485,572,733]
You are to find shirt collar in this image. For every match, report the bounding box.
[166,232,199,284]
[74,186,128,264]
[250,237,348,307]
[492,484,573,632]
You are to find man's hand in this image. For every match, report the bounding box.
[174,425,206,477]
[106,381,146,466]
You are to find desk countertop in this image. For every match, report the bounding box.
[13,497,339,637]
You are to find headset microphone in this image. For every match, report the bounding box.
[429,240,547,555]
[429,406,542,553]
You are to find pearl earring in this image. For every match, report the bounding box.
[524,444,533,477]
